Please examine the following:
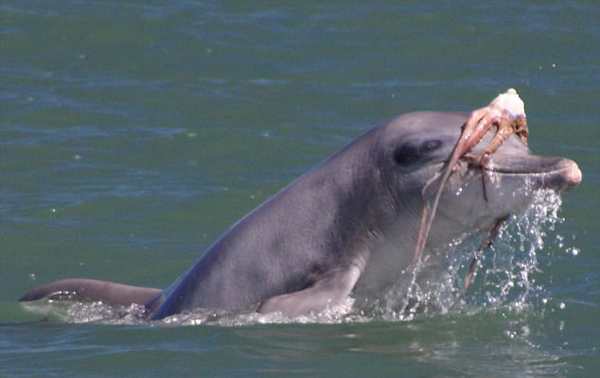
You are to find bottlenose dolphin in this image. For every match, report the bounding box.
[20,111,581,320]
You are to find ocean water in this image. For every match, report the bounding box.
[1,1,599,377]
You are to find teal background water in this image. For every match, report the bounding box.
[1,1,599,377]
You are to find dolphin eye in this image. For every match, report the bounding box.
[393,144,420,166]
[393,139,443,167]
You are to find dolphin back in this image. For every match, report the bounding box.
[19,278,162,307]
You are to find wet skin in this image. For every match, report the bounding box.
[20,111,582,320]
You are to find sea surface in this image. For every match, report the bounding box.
[1,1,599,377]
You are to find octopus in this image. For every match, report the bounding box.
[412,89,530,299]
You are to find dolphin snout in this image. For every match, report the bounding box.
[528,158,582,193]
[553,159,582,191]
[484,154,582,194]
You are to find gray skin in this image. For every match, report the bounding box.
[20,112,581,320]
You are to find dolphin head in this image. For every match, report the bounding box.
[376,111,581,251]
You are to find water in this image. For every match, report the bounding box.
[1,1,599,377]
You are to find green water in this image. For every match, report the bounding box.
[1,1,599,377]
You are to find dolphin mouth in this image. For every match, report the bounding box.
[482,155,582,192]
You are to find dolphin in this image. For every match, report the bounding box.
[20,111,582,320]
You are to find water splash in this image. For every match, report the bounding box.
[349,189,566,323]
[21,190,569,326]
[473,190,564,310]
